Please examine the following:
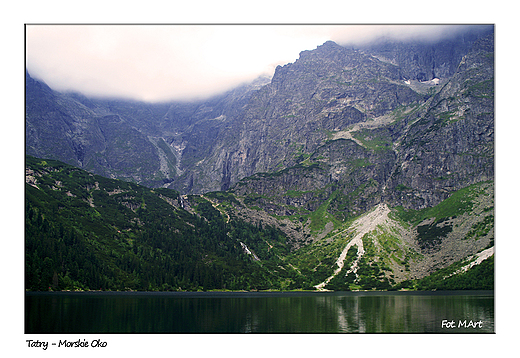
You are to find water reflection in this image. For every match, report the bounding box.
[25,291,494,333]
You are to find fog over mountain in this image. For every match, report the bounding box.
[25,24,492,102]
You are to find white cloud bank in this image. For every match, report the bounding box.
[26,24,489,102]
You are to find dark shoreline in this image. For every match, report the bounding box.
[25,289,494,298]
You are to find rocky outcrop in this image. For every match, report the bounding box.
[217,31,494,220]
[199,40,424,192]
[25,71,270,190]
[357,26,491,82]
[384,33,494,209]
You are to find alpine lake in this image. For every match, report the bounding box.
[25,290,494,333]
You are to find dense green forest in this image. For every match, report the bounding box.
[25,155,304,291]
[25,156,493,292]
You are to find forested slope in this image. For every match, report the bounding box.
[25,156,493,292]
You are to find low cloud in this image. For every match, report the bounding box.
[25,24,490,102]
[329,24,489,45]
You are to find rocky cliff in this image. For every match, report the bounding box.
[211,31,494,221]
[26,70,270,189]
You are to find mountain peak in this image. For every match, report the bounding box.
[299,40,343,59]
[319,40,341,48]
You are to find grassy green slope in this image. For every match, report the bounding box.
[226,181,494,291]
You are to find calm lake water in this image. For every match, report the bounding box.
[25,290,494,333]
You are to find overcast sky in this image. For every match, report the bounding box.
[26,24,488,102]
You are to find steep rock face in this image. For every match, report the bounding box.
[158,76,271,193]
[358,26,491,82]
[25,71,100,168]
[201,40,424,192]
[384,33,494,209]
[25,71,269,190]
[224,32,494,218]
[25,74,164,185]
